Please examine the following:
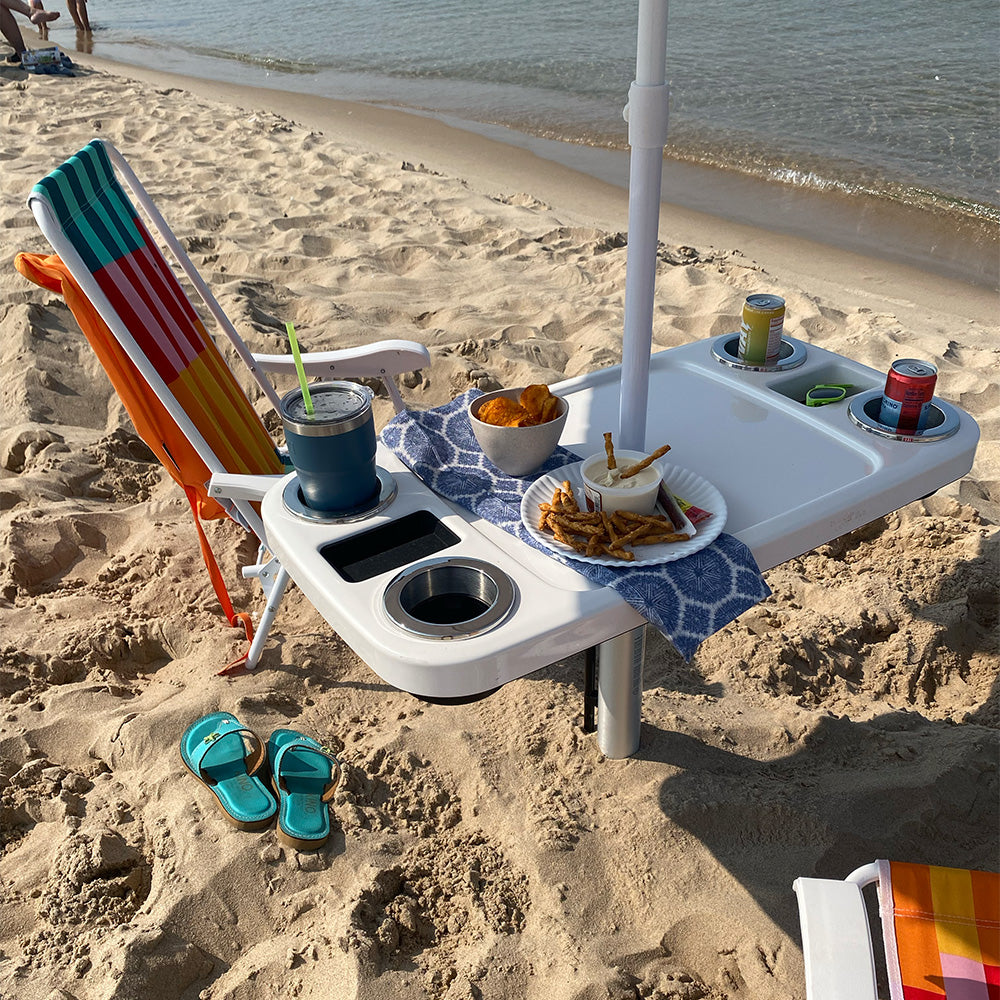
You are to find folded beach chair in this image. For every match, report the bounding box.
[793,860,999,1000]
[16,138,430,673]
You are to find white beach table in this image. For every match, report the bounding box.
[260,335,978,758]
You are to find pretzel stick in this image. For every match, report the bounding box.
[599,511,619,545]
[537,505,552,531]
[609,524,653,551]
[603,432,616,470]
[619,444,671,479]
[617,511,673,527]
[598,544,635,562]
[561,480,579,513]
[632,532,690,545]
[550,516,603,537]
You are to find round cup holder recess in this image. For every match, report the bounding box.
[847,390,961,443]
[282,466,397,524]
[383,557,516,640]
[711,333,807,372]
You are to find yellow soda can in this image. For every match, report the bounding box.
[738,294,785,365]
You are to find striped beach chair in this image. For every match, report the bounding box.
[794,860,999,1000]
[16,139,429,672]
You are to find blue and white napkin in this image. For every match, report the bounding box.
[381,390,771,660]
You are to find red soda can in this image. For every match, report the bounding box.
[879,359,937,432]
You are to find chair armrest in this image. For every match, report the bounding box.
[792,877,878,1000]
[209,472,286,503]
[251,340,431,379]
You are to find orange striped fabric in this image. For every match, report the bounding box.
[880,860,999,1000]
[15,251,284,521]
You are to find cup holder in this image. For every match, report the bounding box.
[383,557,516,640]
[282,466,397,524]
[847,389,961,443]
[711,333,807,372]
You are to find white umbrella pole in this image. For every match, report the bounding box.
[598,0,670,761]
[619,0,670,453]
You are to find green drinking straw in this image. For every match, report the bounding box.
[285,321,314,416]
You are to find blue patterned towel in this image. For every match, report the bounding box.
[381,390,771,660]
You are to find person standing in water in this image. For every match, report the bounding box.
[65,0,89,31]
[27,0,89,34]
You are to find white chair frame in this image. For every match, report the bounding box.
[793,861,884,1000]
[27,138,430,668]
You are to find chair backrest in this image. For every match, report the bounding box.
[16,139,286,532]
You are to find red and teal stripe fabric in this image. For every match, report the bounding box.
[25,140,284,513]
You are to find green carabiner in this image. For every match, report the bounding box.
[805,383,853,407]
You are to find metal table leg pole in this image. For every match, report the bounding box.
[596,625,646,758]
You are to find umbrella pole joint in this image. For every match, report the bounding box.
[624,81,670,151]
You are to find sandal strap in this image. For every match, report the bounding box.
[272,740,342,800]
[189,723,264,783]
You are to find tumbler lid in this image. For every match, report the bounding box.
[281,381,373,435]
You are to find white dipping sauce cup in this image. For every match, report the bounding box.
[581,449,663,515]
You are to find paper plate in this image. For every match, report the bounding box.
[521,461,728,567]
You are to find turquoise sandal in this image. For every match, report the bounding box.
[180,712,277,832]
[266,729,342,851]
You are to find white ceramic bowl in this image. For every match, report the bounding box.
[581,449,663,514]
[469,388,568,477]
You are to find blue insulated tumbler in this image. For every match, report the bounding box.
[280,382,377,512]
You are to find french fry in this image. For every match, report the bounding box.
[619,444,671,479]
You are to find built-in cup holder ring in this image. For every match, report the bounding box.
[383,557,516,640]
[711,333,807,372]
[282,466,397,524]
[847,390,961,443]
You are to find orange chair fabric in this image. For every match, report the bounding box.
[14,250,283,521]
[880,860,999,1000]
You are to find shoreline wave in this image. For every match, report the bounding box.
[103,36,1000,234]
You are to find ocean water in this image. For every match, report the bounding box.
[51,0,1000,226]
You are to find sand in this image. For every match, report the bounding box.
[0,51,997,1000]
